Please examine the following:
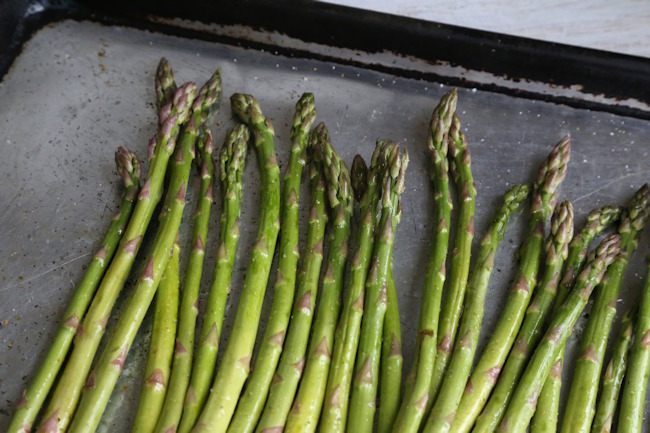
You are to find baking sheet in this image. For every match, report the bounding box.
[0,19,649,431]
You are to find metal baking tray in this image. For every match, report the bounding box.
[1,1,649,431]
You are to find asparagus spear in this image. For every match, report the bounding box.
[451,135,571,433]
[6,147,141,433]
[378,267,402,433]
[128,56,183,433]
[591,307,635,433]
[530,358,562,433]
[561,184,650,433]
[319,150,385,433]
[347,140,408,433]
[66,73,224,432]
[154,128,216,433]
[253,131,328,433]
[226,93,315,433]
[619,258,650,431]
[67,123,194,433]
[284,124,353,433]
[36,82,197,433]
[472,200,574,433]
[423,185,534,433]
[190,94,282,433]
[177,125,249,433]
[391,89,455,433]
[428,108,477,409]
[496,234,621,432]
[531,205,621,433]
[131,235,181,433]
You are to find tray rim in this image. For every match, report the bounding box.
[2,0,650,120]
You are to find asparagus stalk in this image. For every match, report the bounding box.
[591,307,635,433]
[36,82,197,433]
[66,73,224,432]
[318,152,383,433]
[472,200,574,433]
[253,130,328,433]
[347,140,408,433]
[378,267,402,433]
[530,358,562,433]
[428,108,477,409]
[226,93,315,433]
[423,185,534,433]
[177,125,249,433]
[391,89,455,433]
[561,184,650,433]
[619,258,650,431]
[451,135,571,433]
[190,94,282,433]
[131,235,181,433]
[154,128,216,433]
[284,124,353,433]
[67,122,194,433]
[6,147,141,433]
[127,56,183,433]
[531,205,621,433]
[496,234,621,432]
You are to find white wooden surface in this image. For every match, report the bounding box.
[326,0,650,59]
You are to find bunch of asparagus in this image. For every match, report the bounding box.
[6,57,650,433]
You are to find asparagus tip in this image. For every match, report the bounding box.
[155,57,177,109]
[115,146,142,189]
[351,154,369,202]
[291,92,317,139]
[534,135,571,197]
[192,69,222,119]
[628,183,650,231]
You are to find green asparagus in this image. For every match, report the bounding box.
[497,234,620,432]
[131,235,180,433]
[284,124,353,433]
[227,94,315,433]
[428,109,477,410]
[155,57,177,113]
[591,307,635,433]
[191,94,282,433]
[154,128,216,433]
[67,119,195,433]
[423,185,534,433]
[378,267,402,433]
[473,200,574,433]
[6,147,141,433]
[530,357,563,433]
[451,135,571,433]
[319,152,383,433]
[253,129,328,433]
[392,89,455,433]
[561,184,650,433]
[348,140,408,433]
[619,258,650,431]
[552,206,622,312]
[177,125,249,433]
[36,82,196,433]
[66,73,223,432]
[130,56,183,433]
[531,205,621,433]
[67,67,220,432]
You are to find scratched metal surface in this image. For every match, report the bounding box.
[0,19,649,431]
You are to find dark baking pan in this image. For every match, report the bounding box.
[1,1,648,431]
